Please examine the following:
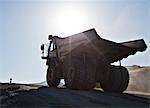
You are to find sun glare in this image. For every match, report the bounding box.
[53,6,88,37]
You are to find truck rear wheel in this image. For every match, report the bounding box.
[100,66,129,92]
[63,54,96,90]
[46,64,60,87]
[119,66,129,92]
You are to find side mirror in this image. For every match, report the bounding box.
[41,44,44,50]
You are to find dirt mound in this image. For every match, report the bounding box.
[126,66,150,93]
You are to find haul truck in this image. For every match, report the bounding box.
[40,28,147,92]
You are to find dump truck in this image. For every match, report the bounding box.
[40,28,147,92]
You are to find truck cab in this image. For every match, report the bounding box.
[41,35,57,60]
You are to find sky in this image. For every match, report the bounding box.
[0,0,150,83]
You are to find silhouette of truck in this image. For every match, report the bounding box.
[40,28,147,92]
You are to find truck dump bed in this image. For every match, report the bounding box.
[56,29,147,63]
[91,37,147,63]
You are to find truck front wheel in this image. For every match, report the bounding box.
[46,65,60,87]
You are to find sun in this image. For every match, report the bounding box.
[53,6,88,37]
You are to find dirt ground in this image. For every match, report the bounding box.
[0,83,149,107]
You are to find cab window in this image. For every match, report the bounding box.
[50,42,56,51]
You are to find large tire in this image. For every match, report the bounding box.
[119,66,129,92]
[63,54,96,90]
[100,65,129,92]
[46,61,60,87]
